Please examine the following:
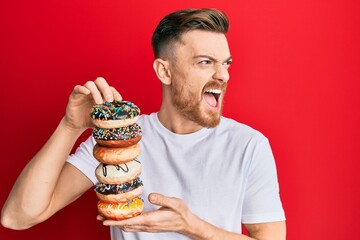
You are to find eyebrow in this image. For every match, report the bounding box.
[193,55,233,63]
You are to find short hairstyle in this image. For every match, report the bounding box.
[152,8,230,58]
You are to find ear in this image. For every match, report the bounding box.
[153,58,171,85]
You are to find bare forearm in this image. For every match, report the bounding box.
[184,214,286,240]
[184,214,255,240]
[187,218,286,240]
[1,117,84,228]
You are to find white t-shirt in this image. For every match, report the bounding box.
[67,113,285,240]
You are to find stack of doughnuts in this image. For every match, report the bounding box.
[91,101,144,220]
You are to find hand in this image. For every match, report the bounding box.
[64,77,122,131]
[99,193,201,237]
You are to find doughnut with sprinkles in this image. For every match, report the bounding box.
[92,123,142,147]
[91,101,140,128]
[97,197,144,220]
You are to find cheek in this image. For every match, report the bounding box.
[172,66,211,96]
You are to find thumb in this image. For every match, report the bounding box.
[148,193,186,211]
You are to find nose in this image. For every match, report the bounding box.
[213,64,230,82]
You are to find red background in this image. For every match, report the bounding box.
[1,1,359,239]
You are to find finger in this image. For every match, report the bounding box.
[119,225,145,233]
[110,86,123,101]
[94,77,113,102]
[120,225,155,233]
[73,85,91,95]
[103,214,147,227]
[102,209,163,227]
[84,80,103,104]
[148,193,185,211]
[120,225,136,232]
[96,215,105,221]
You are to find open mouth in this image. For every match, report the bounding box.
[203,88,221,108]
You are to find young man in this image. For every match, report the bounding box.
[1,8,286,239]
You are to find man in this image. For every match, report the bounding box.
[1,8,286,239]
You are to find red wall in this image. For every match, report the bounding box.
[1,1,359,239]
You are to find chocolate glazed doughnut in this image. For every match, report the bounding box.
[92,123,142,148]
[95,177,143,203]
[91,101,140,129]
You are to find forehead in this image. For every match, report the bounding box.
[177,30,231,60]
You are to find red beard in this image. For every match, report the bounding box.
[171,80,227,128]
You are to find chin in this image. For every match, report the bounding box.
[179,107,221,128]
[200,103,224,128]
[202,119,221,128]
[195,108,222,128]
[203,114,222,128]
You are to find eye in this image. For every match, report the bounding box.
[223,59,232,66]
[199,59,212,65]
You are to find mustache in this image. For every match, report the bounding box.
[203,81,227,92]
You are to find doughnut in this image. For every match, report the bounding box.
[97,197,144,220]
[91,101,140,128]
[92,123,142,148]
[95,177,143,203]
[95,160,142,184]
[92,100,144,220]
[93,143,141,164]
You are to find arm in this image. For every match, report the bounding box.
[100,193,286,240]
[1,119,92,230]
[1,77,121,230]
[244,222,286,240]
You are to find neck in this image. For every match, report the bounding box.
[158,100,203,135]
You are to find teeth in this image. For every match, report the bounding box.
[205,89,221,94]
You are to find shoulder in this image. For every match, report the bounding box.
[138,113,154,124]
[217,116,267,142]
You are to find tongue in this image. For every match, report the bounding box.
[204,93,217,107]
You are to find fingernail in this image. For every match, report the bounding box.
[106,95,114,102]
[95,97,103,104]
[115,95,122,101]
[149,194,157,202]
